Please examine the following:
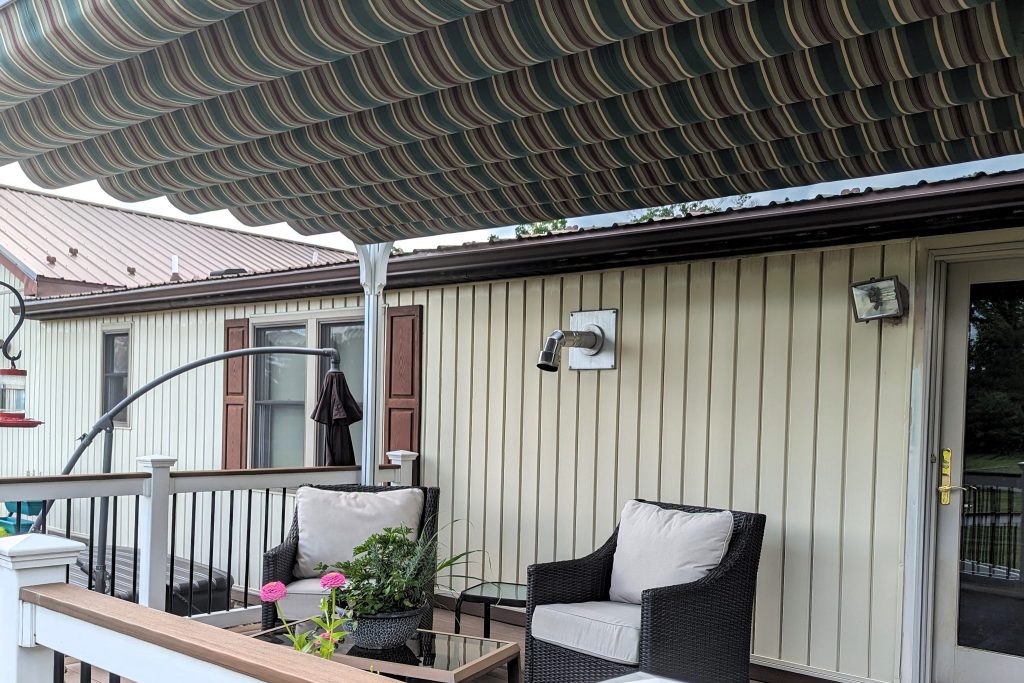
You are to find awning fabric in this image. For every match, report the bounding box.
[1,0,1022,244]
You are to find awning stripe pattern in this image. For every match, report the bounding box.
[0,0,260,109]
[294,131,1024,241]
[0,0,508,159]
[230,94,1024,226]
[22,0,745,187]
[91,0,1002,201]
[1,0,1022,244]
[171,54,1024,214]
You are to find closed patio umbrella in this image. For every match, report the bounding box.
[311,371,362,466]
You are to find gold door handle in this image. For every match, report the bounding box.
[938,448,963,505]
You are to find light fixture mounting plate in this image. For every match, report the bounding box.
[569,309,617,370]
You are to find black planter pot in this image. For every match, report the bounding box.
[347,606,425,650]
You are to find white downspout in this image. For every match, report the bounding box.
[356,242,393,485]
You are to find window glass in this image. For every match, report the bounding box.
[252,325,307,468]
[102,332,130,426]
[318,322,365,465]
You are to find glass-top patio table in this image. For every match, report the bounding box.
[252,622,521,682]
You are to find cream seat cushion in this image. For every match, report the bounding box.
[277,578,329,621]
[531,601,642,665]
[293,487,424,578]
[609,500,733,604]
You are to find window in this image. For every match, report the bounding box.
[252,325,307,468]
[102,332,130,426]
[317,321,365,465]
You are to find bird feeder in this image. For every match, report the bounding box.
[0,368,40,428]
[0,281,42,428]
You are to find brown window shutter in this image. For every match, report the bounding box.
[383,305,422,481]
[222,318,249,470]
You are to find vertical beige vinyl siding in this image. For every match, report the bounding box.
[393,242,914,683]
[1,240,917,682]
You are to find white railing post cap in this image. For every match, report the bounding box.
[136,455,178,469]
[0,534,84,570]
[387,450,419,464]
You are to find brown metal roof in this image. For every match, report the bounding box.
[20,169,1024,320]
[0,184,354,291]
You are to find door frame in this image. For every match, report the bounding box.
[908,240,1024,683]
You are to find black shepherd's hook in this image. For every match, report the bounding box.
[1,280,25,368]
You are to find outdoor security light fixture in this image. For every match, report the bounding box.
[850,276,909,323]
[538,309,617,372]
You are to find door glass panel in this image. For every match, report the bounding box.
[317,322,364,465]
[959,281,1024,657]
[252,325,307,468]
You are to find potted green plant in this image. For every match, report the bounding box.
[318,523,472,650]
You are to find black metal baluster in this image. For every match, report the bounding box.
[207,491,216,614]
[279,487,287,543]
[15,501,21,534]
[64,500,72,584]
[988,487,996,575]
[79,663,91,683]
[87,498,96,591]
[52,652,64,683]
[110,497,118,596]
[132,496,140,603]
[243,489,253,609]
[188,491,198,617]
[109,674,121,683]
[167,494,178,612]
[225,490,235,612]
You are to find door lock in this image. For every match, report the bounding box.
[938,448,965,504]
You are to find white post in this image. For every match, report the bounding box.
[387,450,420,487]
[0,534,84,683]
[356,242,393,486]
[137,455,177,610]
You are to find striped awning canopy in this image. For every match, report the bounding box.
[1,0,1022,244]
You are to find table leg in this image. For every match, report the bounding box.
[506,654,521,683]
[483,602,491,639]
[454,595,464,634]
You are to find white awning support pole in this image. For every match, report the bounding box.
[356,242,393,485]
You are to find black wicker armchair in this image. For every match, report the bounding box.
[525,501,765,683]
[261,484,440,630]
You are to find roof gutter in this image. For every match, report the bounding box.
[21,174,1024,321]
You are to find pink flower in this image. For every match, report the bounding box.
[260,581,287,603]
[320,572,347,590]
[318,631,339,643]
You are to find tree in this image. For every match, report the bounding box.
[515,217,569,237]
[630,194,752,223]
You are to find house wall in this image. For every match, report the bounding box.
[390,241,915,683]
[0,241,919,682]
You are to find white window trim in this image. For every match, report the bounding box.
[100,323,133,430]
[248,308,364,468]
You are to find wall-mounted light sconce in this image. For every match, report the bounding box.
[538,309,617,372]
[850,276,909,323]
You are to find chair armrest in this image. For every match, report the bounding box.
[260,536,299,630]
[262,537,298,587]
[639,521,764,683]
[527,534,617,612]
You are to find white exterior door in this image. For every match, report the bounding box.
[933,259,1024,681]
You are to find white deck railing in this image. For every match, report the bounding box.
[0,455,414,628]
[0,535,382,683]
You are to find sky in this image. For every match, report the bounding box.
[2,153,1024,253]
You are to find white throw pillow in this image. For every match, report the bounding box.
[608,500,733,604]
[293,487,424,578]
